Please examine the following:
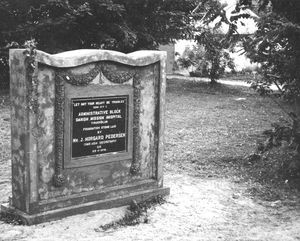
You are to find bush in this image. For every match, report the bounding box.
[0,56,9,92]
[176,44,235,82]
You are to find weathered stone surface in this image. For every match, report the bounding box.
[10,51,29,212]
[1,49,169,224]
[36,49,165,68]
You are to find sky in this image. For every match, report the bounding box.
[219,0,238,5]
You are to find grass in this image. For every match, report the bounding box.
[165,78,274,171]
[0,212,24,225]
[95,196,166,232]
[165,77,300,201]
[221,73,257,82]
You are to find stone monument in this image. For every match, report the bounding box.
[0,48,169,224]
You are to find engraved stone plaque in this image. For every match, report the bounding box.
[71,95,128,158]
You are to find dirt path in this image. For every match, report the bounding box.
[1,170,300,241]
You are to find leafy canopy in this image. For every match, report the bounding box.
[240,0,300,101]
[0,0,197,53]
[0,0,198,89]
[178,0,237,83]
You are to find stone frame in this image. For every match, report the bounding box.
[63,85,134,169]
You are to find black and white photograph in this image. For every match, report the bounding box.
[0,0,299,240]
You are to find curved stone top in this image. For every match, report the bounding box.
[30,49,166,68]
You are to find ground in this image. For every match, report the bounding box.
[0,77,300,241]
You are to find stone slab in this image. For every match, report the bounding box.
[5,48,169,224]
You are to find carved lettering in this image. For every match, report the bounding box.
[71,96,128,158]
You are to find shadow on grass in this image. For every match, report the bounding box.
[167,78,252,96]
[208,151,300,201]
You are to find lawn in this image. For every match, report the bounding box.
[165,77,299,197]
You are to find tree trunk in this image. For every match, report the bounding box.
[210,77,217,85]
[210,59,219,85]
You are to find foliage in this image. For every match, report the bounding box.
[241,0,300,130]
[195,31,235,82]
[243,120,300,193]
[0,0,198,89]
[234,0,300,187]
[177,44,235,81]
[240,0,300,103]
[0,212,23,225]
[0,56,9,91]
[0,0,197,53]
[176,45,206,72]
[95,196,166,231]
[190,1,238,83]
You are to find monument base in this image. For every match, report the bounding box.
[1,187,170,225]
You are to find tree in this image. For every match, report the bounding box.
[195,30,235,83]
[0,0,198,89]
[177,43,234,83]
[241,0,300,98]
[0,0,197,53]
[239,0,300,141]
[233,0,300,180]
[178,1,236,84]
[176,46,200,71]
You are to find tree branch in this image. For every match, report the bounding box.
[267,73,283,93]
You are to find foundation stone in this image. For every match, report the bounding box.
[0,49,169,225]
